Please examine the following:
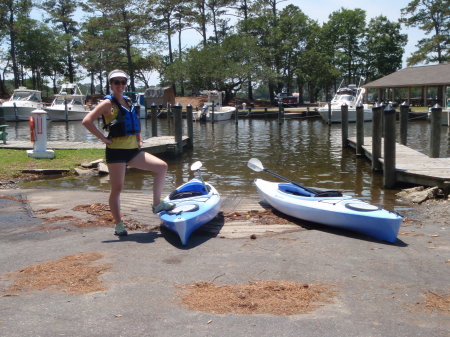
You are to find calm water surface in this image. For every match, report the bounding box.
[10,117,449,213]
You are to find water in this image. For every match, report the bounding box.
[8,117,450,212]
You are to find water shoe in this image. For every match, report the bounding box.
[114,221,128,236]
[152,200,176,214]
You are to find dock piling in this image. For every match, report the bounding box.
[327,102,331,125]
[383,104,397,188]
[278,103,284,124]
[430,104,442,158]
[400,102,409,145]
[151,103,157,137]
[186,104,194,148]
[356,104,364,156]
[341,104,349,148]
[371,103,383,171]
[173,103,183,154]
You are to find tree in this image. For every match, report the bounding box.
[323,8,366,85]
[362,16,407,81]
[84,0,151,92]
[40,0,80,83]
[153,0,189,93]
[401,0,450,64]
[164,33,257,103]
[296,21,339,103]
[206,0,234,44]
[0,0,33,89]
[15,17,65,90]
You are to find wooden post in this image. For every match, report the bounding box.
[235,104,239,124]
[144,99,148,119]
[383,104,396,188]
[211,100,215,123]
[430,104,442,158]
[278,103,283,124]
[264,107,268,119]
[371,103,383,171]
[355,103,364,156]
[13,103,18,121]
[186,104,194,148]
[399,102,409,145]
[327,102,332,124]
[341,104,349,147]
[151,103,157,137]
[173,103,183,154]
[64,98,68,122]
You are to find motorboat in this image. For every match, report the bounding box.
[195,90,236,122]
[0,87,44,121]
[318,83,372,123]
[45,83,88,121]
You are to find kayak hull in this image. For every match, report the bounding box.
[254,179,402,243]
[159,178,221,245]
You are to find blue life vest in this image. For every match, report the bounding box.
[103,95,140,138]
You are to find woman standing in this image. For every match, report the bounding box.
[82,69,174,236]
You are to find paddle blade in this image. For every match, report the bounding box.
[190,161,202,171]
[247,158,264,172]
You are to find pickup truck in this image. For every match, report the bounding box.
[274,92,299,106]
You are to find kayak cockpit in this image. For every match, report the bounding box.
[169,180,211,200]
[279,183,343,198]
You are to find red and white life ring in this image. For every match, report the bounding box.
[29,116,36,142]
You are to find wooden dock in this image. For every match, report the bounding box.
[0,136,190,155]
[348,136,450,190]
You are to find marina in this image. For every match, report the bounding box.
[1,115,448,214]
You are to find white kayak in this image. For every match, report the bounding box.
[254,178,402,243]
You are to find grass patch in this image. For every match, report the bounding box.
[0,148,104,180]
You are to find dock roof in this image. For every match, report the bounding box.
[363,63,450,88]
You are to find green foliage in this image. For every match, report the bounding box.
[323,8,366,85]
[0,148,104,180]
[363,16,407,81]
[401,0,450,64]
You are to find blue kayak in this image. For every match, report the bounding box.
[254,179,403,243]
[158,178,221,245]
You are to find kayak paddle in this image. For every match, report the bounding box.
[191,161,207,191]
[247,158,324,196]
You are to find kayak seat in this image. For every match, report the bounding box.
[169,190,204,200]
[309,189,343,197]
[282,185,342,198]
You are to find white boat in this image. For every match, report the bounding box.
[45,83,88,121]
[195,90,236,121]
[0,87,44,121]
[134,92,147,119]
[318,84,372,123]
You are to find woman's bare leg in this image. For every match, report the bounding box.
[107,162,127,223]
[128,151,168,205]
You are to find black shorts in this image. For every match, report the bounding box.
[105,148,142,164]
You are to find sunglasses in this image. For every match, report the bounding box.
[112,80,127,85]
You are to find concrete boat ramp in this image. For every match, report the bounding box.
[0,187,448,337]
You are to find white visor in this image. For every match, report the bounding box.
[109,70,128,81]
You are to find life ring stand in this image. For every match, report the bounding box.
[29,116,35,142]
